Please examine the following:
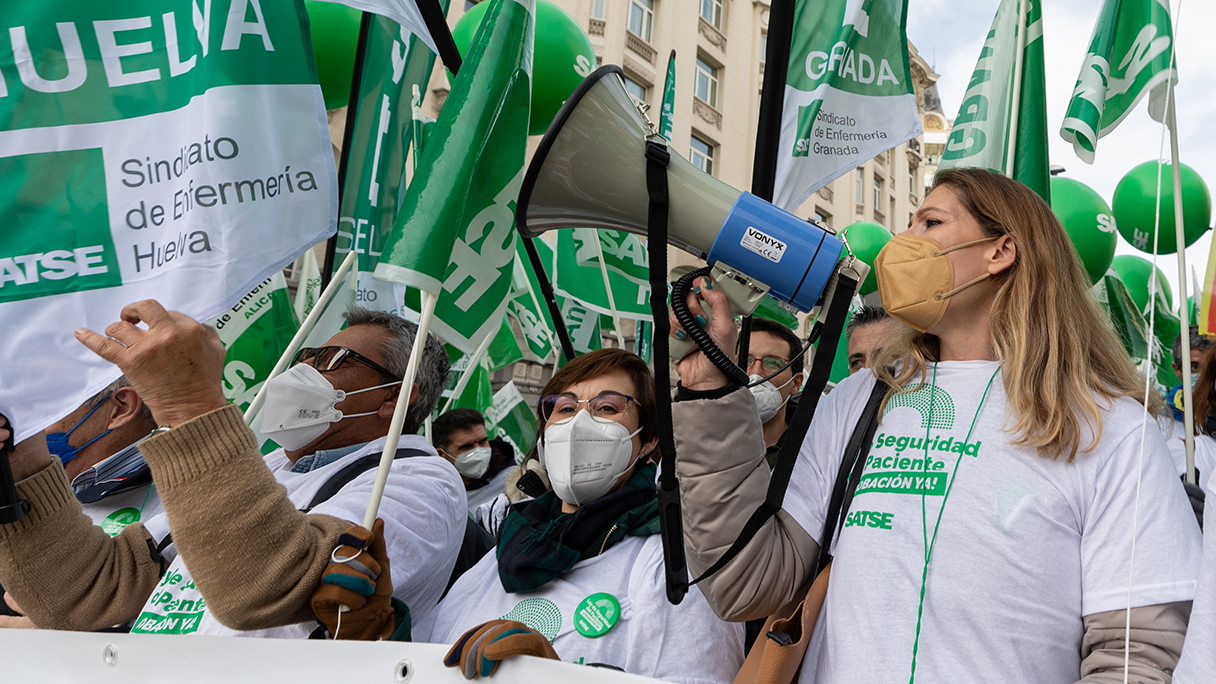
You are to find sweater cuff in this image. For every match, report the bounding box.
[675,381,740,402]
[0,460,77,535]
[139,404,260,490]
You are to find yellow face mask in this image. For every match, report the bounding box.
[874,233,1000,333]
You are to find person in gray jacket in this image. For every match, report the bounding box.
[669,168,1203,684]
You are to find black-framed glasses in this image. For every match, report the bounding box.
[291,346,400,380]
[746,354,789,373]
[540,392,635,424]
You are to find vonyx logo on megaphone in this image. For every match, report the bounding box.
[741,226,788,264]
[516,65,844,314]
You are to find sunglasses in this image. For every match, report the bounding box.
[291,346,400,380]
[746,354,790,373]
[540,392,635,424]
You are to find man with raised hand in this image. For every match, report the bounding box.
[0,301,465,638]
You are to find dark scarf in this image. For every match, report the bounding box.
[496,462,660,593]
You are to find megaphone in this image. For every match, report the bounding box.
[517,65,863,343]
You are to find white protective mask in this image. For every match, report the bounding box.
[538,410,643,506]
[450,446,492,479]
[258,363,400,451]
[749,374,795,423]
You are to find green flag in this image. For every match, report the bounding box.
[208,274,301,412]
[659,50,676,139]
[375,0,535,353]
[485,381,539,459]
[508,237,556,362]
[1060,0,1175,164]
[939,0,1050,201]
[552,229,652,320]
[1094,273,1154,377]
[774,0,922,211]
[560,296,602,358]
[486,317,525,371]
[441,357,493,414]
[333,13,445,309]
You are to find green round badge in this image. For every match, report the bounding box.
[101,507,140,537]
[574,593,621,638]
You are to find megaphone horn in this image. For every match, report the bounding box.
[516,65,850,315]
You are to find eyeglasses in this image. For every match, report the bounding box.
[291,346,401,380]
[540,392,635,424]
[746,354,789,373]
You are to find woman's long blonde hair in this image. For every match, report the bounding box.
[873,169,1155,461]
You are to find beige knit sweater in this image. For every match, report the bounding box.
[0,404,348,631]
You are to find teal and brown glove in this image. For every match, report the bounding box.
[310,518,396,640]
[443,619,560,679]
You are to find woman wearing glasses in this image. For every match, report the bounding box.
[417,348,743,683]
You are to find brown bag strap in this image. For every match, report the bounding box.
[731,562,832,684]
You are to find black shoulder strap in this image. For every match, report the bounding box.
[813,378,887,575]
[303,447,430,512]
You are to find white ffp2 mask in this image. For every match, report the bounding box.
[450,446,492,479]
[258,363,400,451]
[538,410,642,506]
[749,374,795,423]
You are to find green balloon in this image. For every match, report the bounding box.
[305,1,362,110]
[1113,161,1212,255]
[1049,177,1117,284]
[843,221,892,295]
[452,0,595,135]
[1111,254,1173,313]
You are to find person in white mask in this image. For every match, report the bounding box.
[417,348,743,683]
[0,305,466,639]
[740,317,805,469]
[433,408,516,513]
[669,168,1201,684]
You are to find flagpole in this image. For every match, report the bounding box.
[364,290,438,529]
[441,330,494,414]
[243,249,359,423]
[320,12,373,293]
[1004,0,1028,177]
[523,237,576,362]
[594,238,628,349]
[1167,91,1196,484]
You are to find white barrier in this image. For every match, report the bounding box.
[0,631,664,684]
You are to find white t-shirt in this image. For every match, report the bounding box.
[1173,475,1216,683]
[465,466,512,514]
[129,435,466,637]
[787,362,1202,684]
[80,483,165,538]
[418,535,743,684]
[1157,417,1214,490]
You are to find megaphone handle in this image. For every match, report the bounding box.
[670,268,750,387]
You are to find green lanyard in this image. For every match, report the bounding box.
[907,363,1001,684]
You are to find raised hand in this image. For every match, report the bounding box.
[74,300,228,428]
[670,276,739,391]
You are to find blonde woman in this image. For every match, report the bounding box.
[671,168,1202,683]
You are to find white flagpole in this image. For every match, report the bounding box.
[441,329,495,414]
[594,238,628,349]
[364,290,438,529]
[1167,91,1196,485]
[243,249,359,423]
[1004,0,1028,177]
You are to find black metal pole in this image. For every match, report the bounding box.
[522,237,576,364]
[418,0,463,74]
[320,12,374,292]
[738,0,797,367]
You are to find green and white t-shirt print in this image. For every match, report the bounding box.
[785,362,1202,684]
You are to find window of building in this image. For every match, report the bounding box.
[694,57,718,107]
[855,168,864,203]
[873,176,884,209]
[760,33,768,64]
[629,0,653,42]
[909,166,916,195]
[591,0,606,19]
[690,135,714,175]
[623,76,648,103]
[814,208,832,226]
[700,0,722,28]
